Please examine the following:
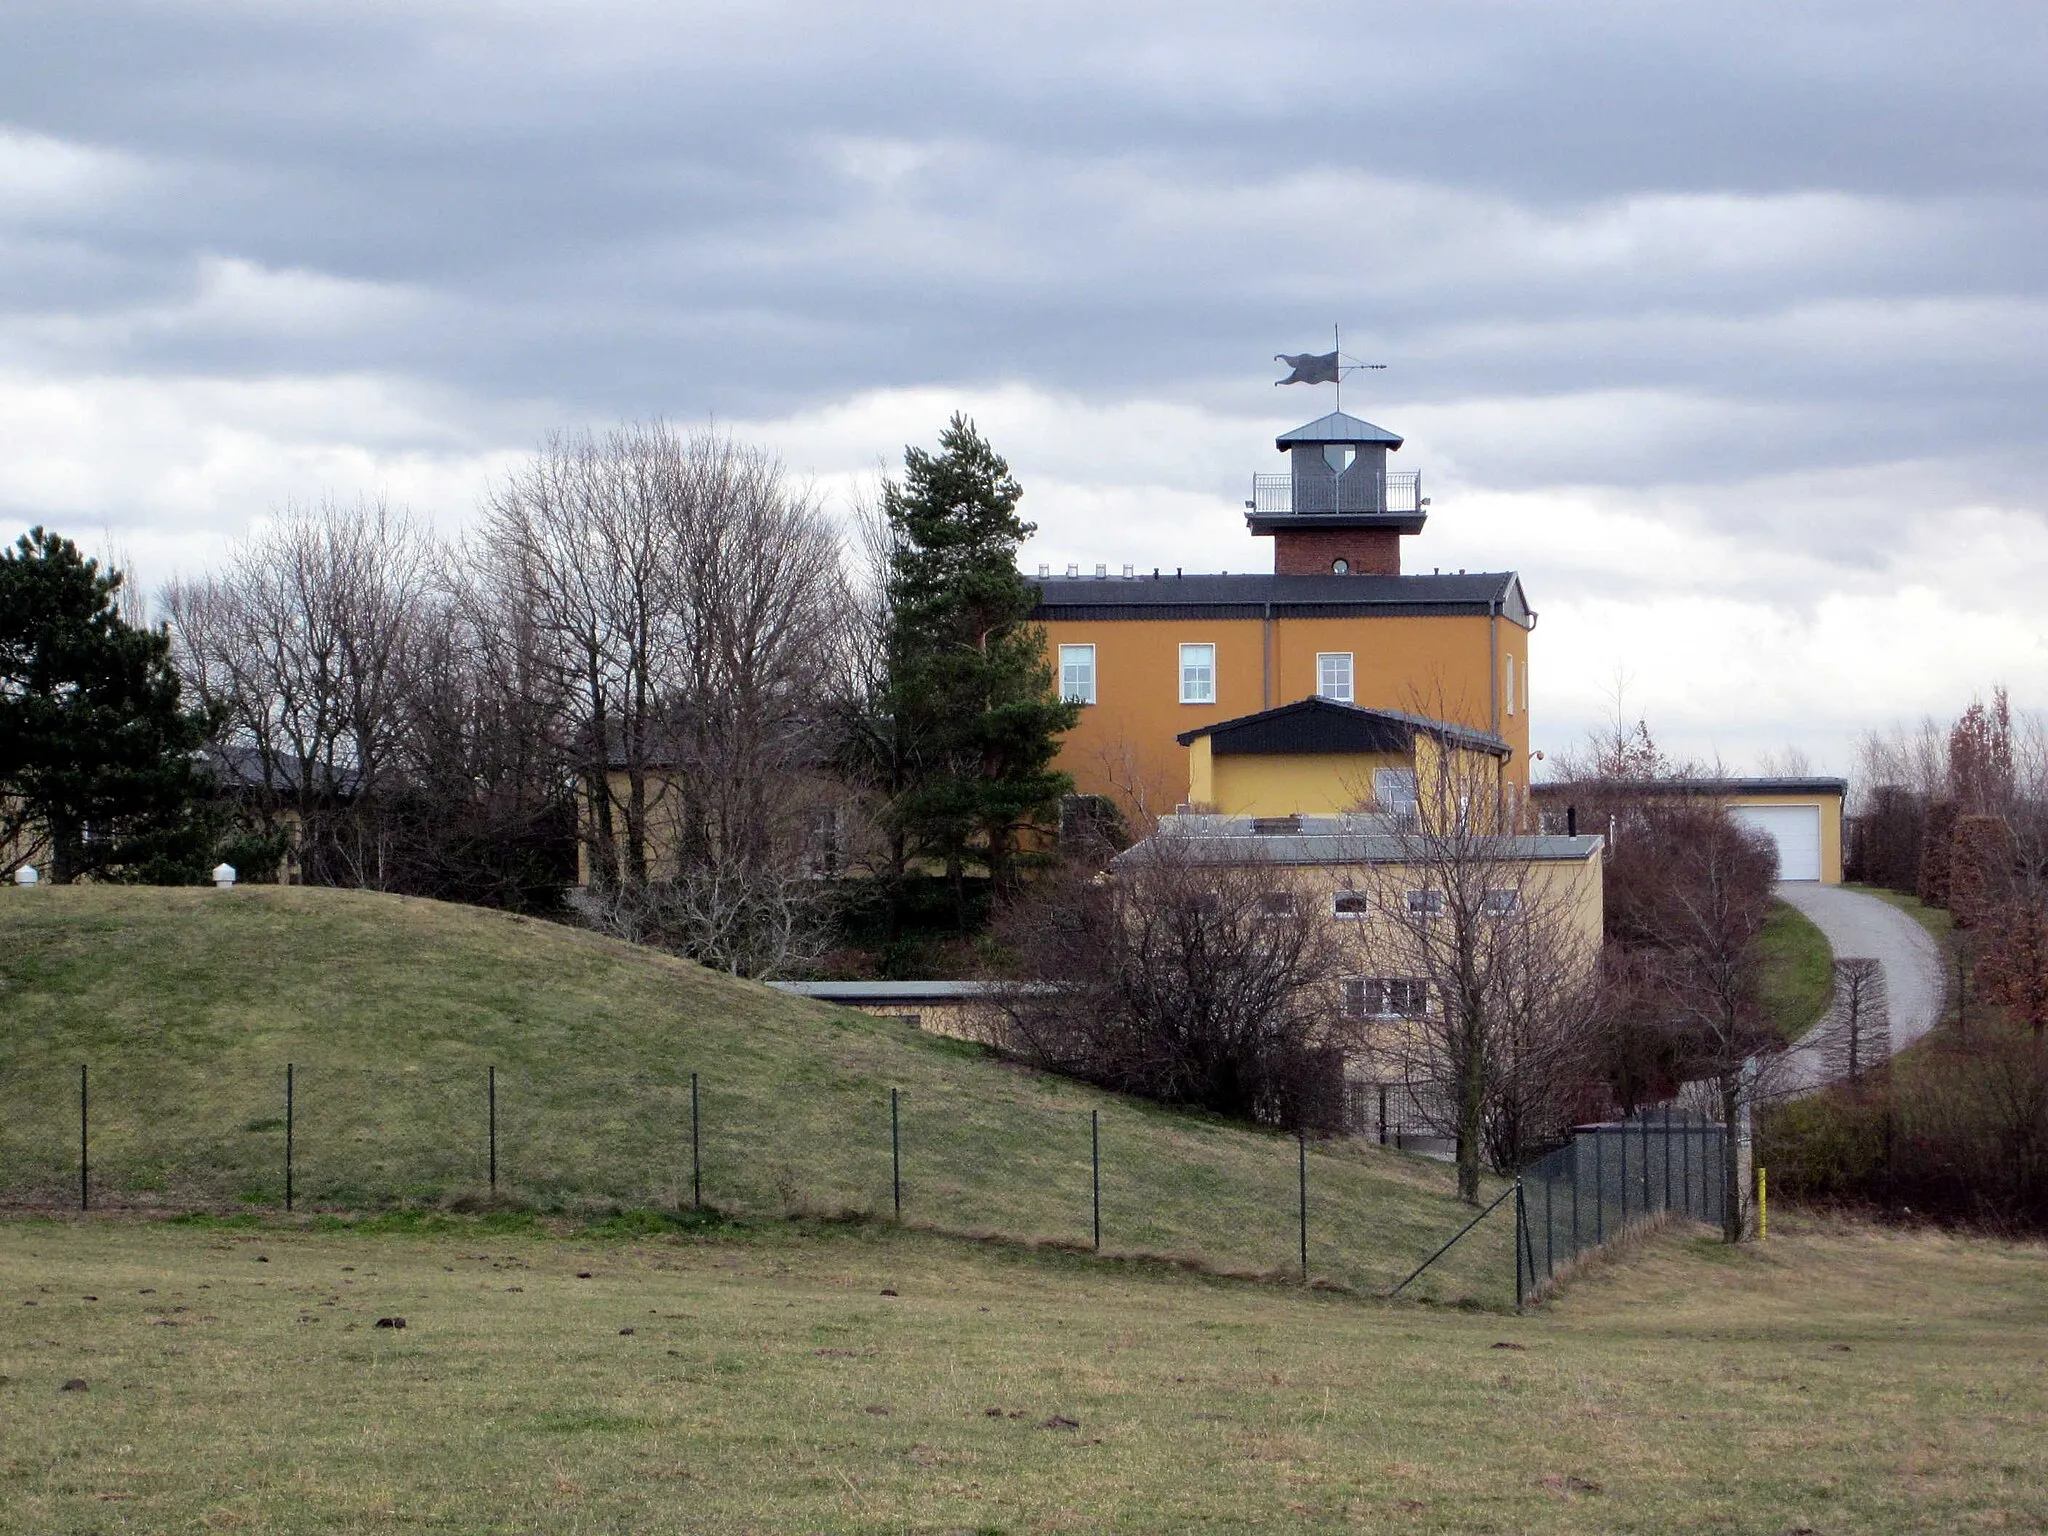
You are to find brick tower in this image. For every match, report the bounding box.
[1244,411,1427,575]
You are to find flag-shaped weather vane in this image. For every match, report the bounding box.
[1275,326,1385,411]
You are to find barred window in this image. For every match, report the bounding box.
[1342,977,1430,1019]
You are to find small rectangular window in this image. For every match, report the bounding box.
[1406,889,1444,918]
[1506,653,1517,718]
[1179,643,1216,704]
[1316,652,1354,703]
[1331,890,1370,919]
[1258,891,1296,919]
[1058,643,1096,705]
[1342,977,1430,1019]
[1484,888,1521,916]
[1374,768,1418,820]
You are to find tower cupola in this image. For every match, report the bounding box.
[1246,411,1426,575]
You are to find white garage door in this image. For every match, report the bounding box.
[1730,804,1822,882]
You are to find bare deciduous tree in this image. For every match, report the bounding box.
[985,827,1347,1130]
[1346,744,1602,1201]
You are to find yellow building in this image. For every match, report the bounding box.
[1032,410,1534,821]
[1532,778,1846,885]
[1177,696,1511,822]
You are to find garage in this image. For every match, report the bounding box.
[1730,804,1823,882]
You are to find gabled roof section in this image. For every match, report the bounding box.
[1175,696,1510,758]
[1275,411,1404,449]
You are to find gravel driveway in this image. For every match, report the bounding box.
[1772,883,1946,1090]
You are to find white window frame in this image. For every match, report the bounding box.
[1374,768,1418,820]
[1316,651,1354,703]
[1483,888,1521,917]
[1331,890,1371,920]
[1406,889,1444,918]
[1505,652,1517,717]
[1058,643,1096,705]
[1179,642,1216,705]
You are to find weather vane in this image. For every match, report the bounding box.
[1274,325,1385,412]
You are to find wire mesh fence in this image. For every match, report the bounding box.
[0,1058,1522,1304]
[1515,1107,1728,1301]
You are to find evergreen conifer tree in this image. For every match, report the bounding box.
[0,529,217,883]
[883,416,1077,901]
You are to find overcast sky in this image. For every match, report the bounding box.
[5,1,2046,772]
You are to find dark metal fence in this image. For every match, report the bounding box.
[0,1060,1528,1305]
[1388,1104,1730,1307]
[1515,1107,1727,1303]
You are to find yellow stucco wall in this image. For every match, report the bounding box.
[1723,792,1846,885]
[1045,610,1529,818]
[1192,739,1509,822]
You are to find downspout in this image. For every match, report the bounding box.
[1487,594,1503,829]
[1262,601,1274,710]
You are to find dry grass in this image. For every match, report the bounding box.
[1,1210,2044,1532]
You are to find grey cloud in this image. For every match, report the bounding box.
[1,0,2045,523]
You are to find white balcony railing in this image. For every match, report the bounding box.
[1251,470,1423,516]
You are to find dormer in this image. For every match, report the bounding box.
[1247,411,1427,576]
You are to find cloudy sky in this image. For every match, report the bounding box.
[5,1,2046,772]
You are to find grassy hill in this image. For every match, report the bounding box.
[0,886,1510,1303]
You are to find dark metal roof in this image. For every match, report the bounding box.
[1531,777,1847,798]
[1275,412,1404,449]
[1030,571,1532,627]
[1175,697,1510,758]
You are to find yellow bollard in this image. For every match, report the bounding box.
[1758,1166,1768,1243]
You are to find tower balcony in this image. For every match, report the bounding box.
[1250,469,1423,517]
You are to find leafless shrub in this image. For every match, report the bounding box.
[983,828,1346,1131]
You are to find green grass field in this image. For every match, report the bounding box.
[0,886,1510,1304]
[1759,898,1834,1042]
[1,1211,2043,1532]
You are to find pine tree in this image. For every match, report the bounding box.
[0,529,217,883]
[883,416,1077,903]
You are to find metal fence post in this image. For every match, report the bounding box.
[891,1088,901,1220]
[1297,1131,1308,1284]
[1683,1112,1693,1216]
[78,1063,88,1213]
[1642,1112,1652,1212]
[1377,1084,1388,1145]
[1570,1142,1580,1256]
[1090,1109,1101,1252]
[487,1066,497,1193]
[1543,1167,1554,1279]
[285,1064,295,1212]
[1619,1121,1629,1226]
[1663,1103,1673,1211]
[690,1072,701,1210]
[1594,1129,1605,1243]
[1507,1187,1523,1318]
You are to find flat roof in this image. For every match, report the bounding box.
[1031,571,1533,628]
[768,980,1001,1003]
[1113,820,1604,868]
[1532,777,1847,798]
